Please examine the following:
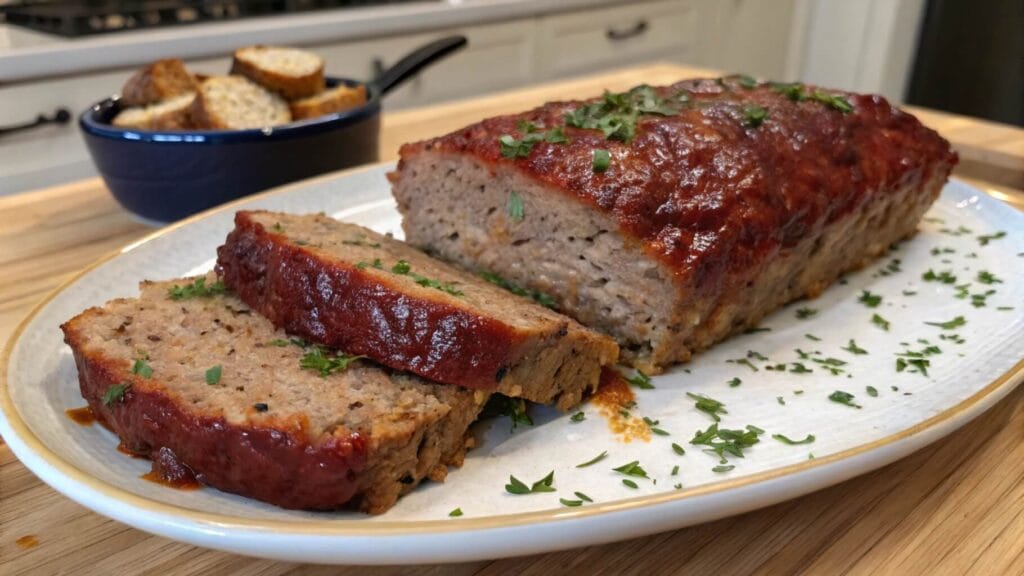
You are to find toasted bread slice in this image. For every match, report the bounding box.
[189,76,290,130]
[61,274,487,513]
[231,45,325,100]
[290,84,367,120]
[112,93,195,130]
[120,59,197,107]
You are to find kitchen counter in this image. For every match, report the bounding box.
[1,63,1023,574]
[0,0,626,82]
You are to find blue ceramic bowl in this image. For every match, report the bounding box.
[80,78,381,224]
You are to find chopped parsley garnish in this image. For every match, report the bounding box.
[977,270,1002,284]
[507,191,525,221]
[841,339,868,355]
[977,231,1006,246]
[622,479,639,489]
[205,364,222,385]
[499,134,540,158]
[384,260,463,296]
[131,359,153,378]
[575,491,593,502]
[737,74,758,89]
[828,390,861,409]
[479,271,557,309]
[167,277,227,300]
[772,433,815,445]
[690,423,763,461]
[560,498,583,507]
[744,326,771,334]
[101,382,130,406]
[712,465,735,473]
[727,377,742,387]
[790,363,812,373]
[592,149,611,172]
[576,451,608,468]
[812,356,847,376]
[340,238,381,248]
[922,269,957,284]
[391,259,411,274]
[726,357,759,372]
[743,104,768,127]
[481,395,533,431]
[924,316,966,330]
[805,333,822,341]
[672,443,686,455]
[671,465,680,476]
[271,222,284,232]
[545,126,569,144]
[449,508,463,517]
[796,307,818,319]
[858,290,882,308]
[299,346,364,377]
[970,289,997,308]
[871,313,891,331]
[612,460,650,479]
[269,339,290,347]
[354,258,383,270]
[771,81,807,101]
[643,417,670,436]
[809,89,854,113]
[866,385,879,397]
[570,411,585,422]
[625,370,654,390]
[687,392,727,422]
[505,471,555,495]
[777,396,786,405]
[896,357,931,376]
[564,85,681,142]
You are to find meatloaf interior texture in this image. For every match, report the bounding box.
[61,275,487,513]
[216,211,618,410]
[392,77,958,371]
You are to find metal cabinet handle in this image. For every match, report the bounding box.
[606,20,649,41]
[0,108,72,138]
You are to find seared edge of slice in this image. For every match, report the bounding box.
[216,211,618,410]
[61,275,487,513]
[290,84,368,120]
[120,58,197,107]
[230,45,325,100]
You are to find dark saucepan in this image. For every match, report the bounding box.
[79,36,467,224]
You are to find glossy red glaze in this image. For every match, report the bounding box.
[400,77,957,293]
[62,320,369,510]
[216,211,530,391]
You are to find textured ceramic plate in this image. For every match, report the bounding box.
[2,164,1022,564]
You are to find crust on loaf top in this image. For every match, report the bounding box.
[396,77,958,291]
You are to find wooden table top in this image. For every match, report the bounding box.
[1,63,1022,575]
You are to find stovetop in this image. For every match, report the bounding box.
[1,1,427,38]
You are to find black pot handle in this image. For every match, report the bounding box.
[0,108,72,138]
[370,35,468,96]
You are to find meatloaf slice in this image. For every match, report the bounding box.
[61,275,487,513]
[391,77,958,371]
[216,211,618,410]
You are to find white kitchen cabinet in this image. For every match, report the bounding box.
[698,0,800,80]
[535,0,698,80]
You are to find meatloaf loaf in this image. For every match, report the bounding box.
[391,77,958,371]
[216,211,618,410]
[61,275,487,513]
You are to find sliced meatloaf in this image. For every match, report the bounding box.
[216,211,618,410]
[61,275,487,513]
[391,77,958,371]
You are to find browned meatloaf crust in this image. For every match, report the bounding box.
[391,77,958,371]
[216,211,618,410]
[61,275,487,513]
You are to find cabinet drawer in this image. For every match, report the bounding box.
[536,0,696,79]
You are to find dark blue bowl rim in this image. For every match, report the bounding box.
[79,77,381,143]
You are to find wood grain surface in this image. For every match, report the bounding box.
[1,63,1022,576]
